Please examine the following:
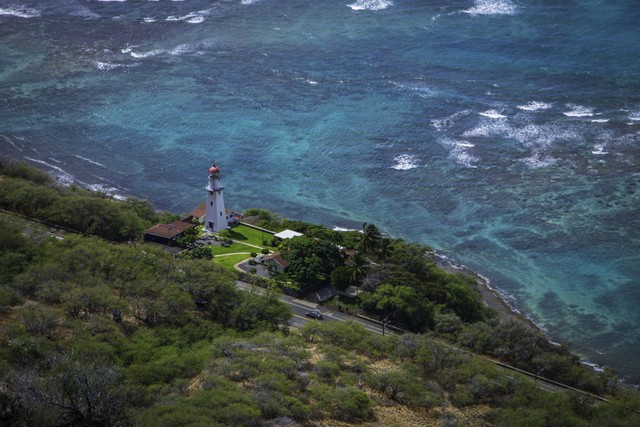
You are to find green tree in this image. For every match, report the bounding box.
[357,222,382,256]
[171,259,237,323]
[330,266,352,291]
[280,236,341,283]
[345,252,368,289]
[230,293,291,332]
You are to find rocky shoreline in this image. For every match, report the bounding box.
[427,252,541,330]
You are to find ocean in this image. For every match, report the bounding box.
[1,0,639,382]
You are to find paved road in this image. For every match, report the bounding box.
[235,280,387,334]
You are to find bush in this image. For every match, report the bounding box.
[250,252,258,258]
[16,304,61,337]
[312,385,374,422]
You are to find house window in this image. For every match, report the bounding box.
[220,212,223,216]
[210,202,213,206]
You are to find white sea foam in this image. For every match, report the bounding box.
[1,135,24,152]
[521,154,558,169]
[464,120,580,150]
[24,157,75,185]
[390,154,419,170]
[130,49,164,59]
[563,104,594,117]
[462,120,511,138]
[73,154,106,167]
[241,0,263,4]
[591,118,609,123]
[456,142,475,148]
[391,81,438,98]
[87,184,127,200]
[591,144,608,155]
[166,9,211,24]
[169,43,199,56]
[581,359,605,373]
[516,101,553,111]
[629,112,640,121]
[95,61,138,70]
[0,6,41,18]
[97,0,127,2]
[440,138,478,168]
[430,110,471,131]
[333,226,358,232]
[142,17,156,23]
[463,0,518,16]
[348,0,393,11]
[479,109,507,119]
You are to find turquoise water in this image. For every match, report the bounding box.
[1,0,639,381]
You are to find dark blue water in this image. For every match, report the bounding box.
[1,0,639,381]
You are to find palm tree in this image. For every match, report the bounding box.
[347,252,368,287]
[357,222,382,256]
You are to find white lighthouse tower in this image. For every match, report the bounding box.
[205,162,227,232]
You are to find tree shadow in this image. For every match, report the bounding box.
[229,229,247,241]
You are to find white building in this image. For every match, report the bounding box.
[205,163,227,232]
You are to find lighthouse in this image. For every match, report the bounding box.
[205,163,227,232]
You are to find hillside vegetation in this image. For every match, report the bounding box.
[1,160,639,426]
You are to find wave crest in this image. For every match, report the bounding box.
[463,0,518,16]
[439,138,479,168]
[0,6,41,18]
[517,101,553,111]
[348,0,393,11]
[390,154,419,170]
[563,104,594,117]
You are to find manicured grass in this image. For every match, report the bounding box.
[214,253,252,270]
[210,243,253,256]
[227,224,274,248]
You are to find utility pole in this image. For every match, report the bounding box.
[535,368,544,386]
[382,316,391,336]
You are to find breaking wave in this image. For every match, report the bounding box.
[390,154,419,170]
[479,109,507,119]
[517,101,553,111]
[0,5,41,18]
[439,138,479,168]
[463,0,518,16]
[563,104,594,117]
[348,0,393,11]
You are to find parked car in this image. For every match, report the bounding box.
[305,311,324,320]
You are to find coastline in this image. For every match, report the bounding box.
[427,251,541,330]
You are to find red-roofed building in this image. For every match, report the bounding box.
[262,252,289,273]
[143,220,192,245]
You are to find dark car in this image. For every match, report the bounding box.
[305,311,324,320]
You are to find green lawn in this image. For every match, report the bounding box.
[227,224,274,248]
[210,243,253,256]
[213,253,252,270]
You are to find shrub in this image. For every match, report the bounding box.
[312,385,374,422]
[16,304,61,337]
